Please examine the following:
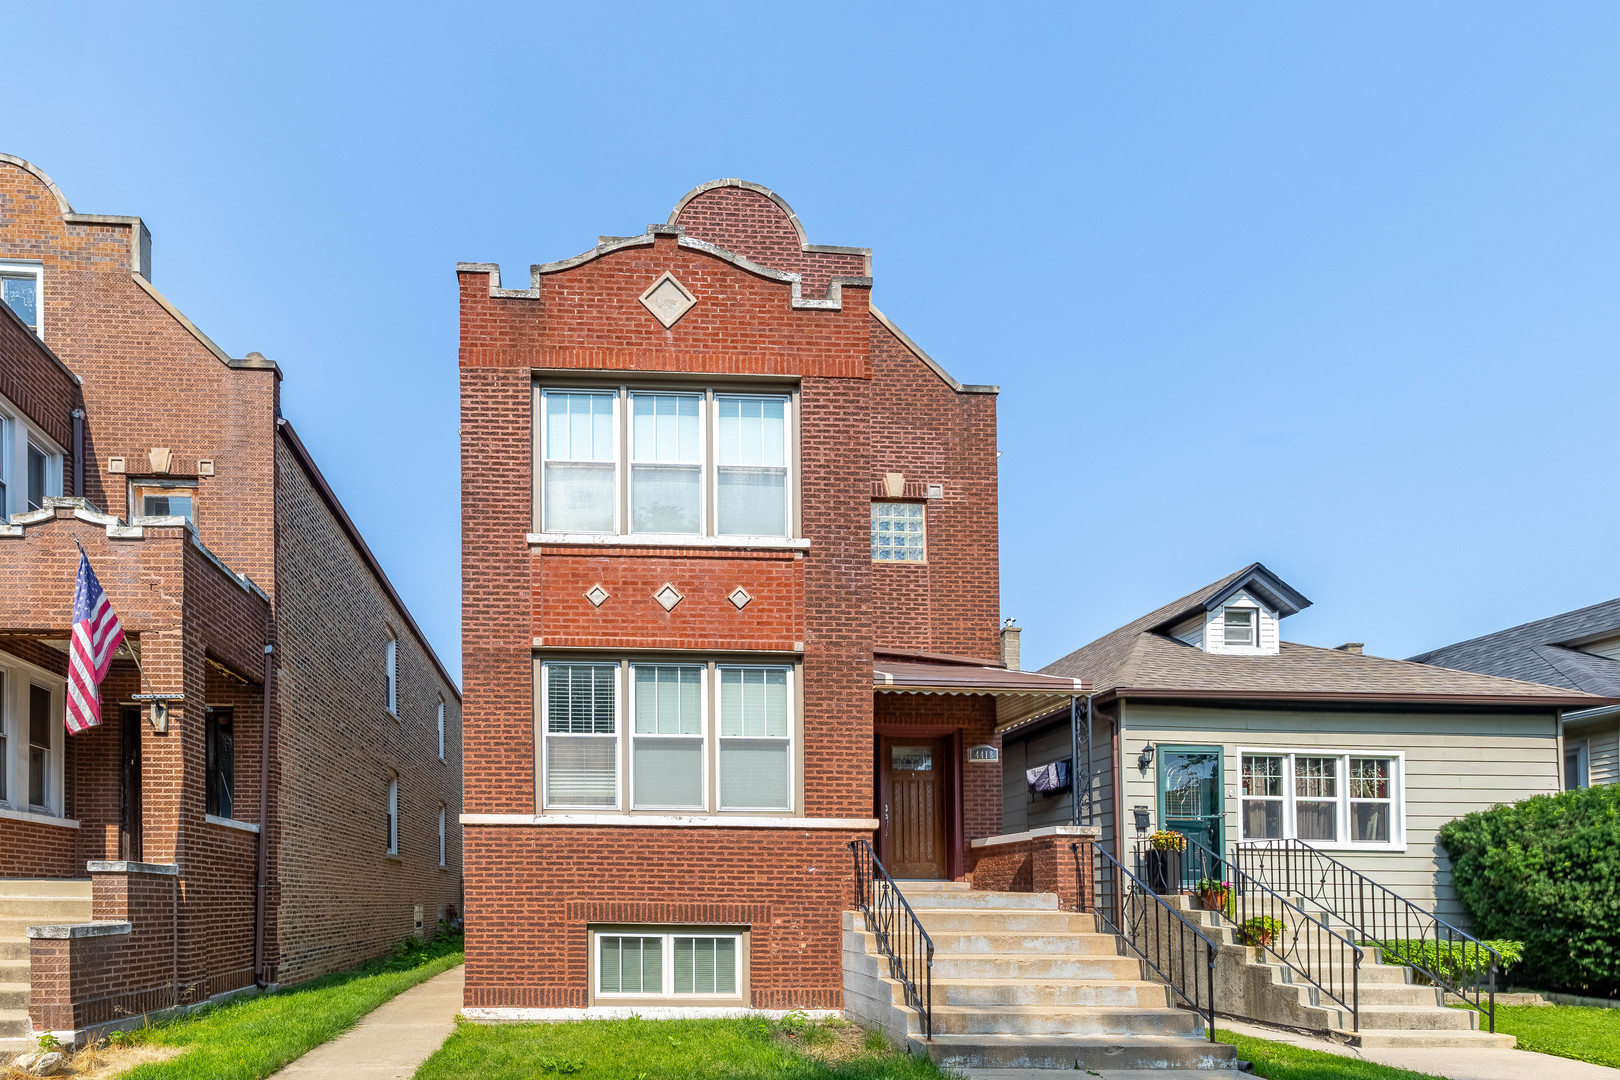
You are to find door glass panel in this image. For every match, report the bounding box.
[1160,750,1221,856]
[891,747,933,771]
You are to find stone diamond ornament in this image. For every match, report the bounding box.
[653,582,684,611]
[584,584,610,608]
[727,586,753,611]
[638,272,697,328]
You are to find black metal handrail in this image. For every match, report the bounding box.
[1078,842,1216,1041]
[1235,838,1498,1032]
[847,839,934,1039]
[1138,835,1363,1030]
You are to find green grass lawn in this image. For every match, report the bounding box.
[1485,1003,1620,1069]
[115,933,464,1080]
[1215,1028,1443,1080]
[413,1015,949,1080]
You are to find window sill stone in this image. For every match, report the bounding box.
[205,814,260,834]
[0,807,80,829]
[528,532,810,552]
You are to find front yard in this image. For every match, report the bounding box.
[413,1015,948,1080]
[1485,1003,1620,1070]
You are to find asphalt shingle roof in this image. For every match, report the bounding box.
[1409,599,1620,696]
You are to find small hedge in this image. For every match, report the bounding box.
[1379,939,1523,986]
[1438,784,1620,997]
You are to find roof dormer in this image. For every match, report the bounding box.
[1159,562,1310,657]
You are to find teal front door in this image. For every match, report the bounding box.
[1158,747,1223,874]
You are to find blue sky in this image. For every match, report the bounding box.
[6,4,1620,678]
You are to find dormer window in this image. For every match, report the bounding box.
[1223,608,1256,647]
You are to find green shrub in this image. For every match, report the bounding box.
[1378,939,1523,985]
[1238,915,1286,946]
[1438,784,1620,997]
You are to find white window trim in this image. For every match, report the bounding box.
[629,390,706,537]
[1222,605,1258,648]
[0,260,44,336]
[386,774,400,855]
[540,662,623,811]
[592,928,745,1002]
[537,385,796,542]
[1565,739,1590,790]
[438,805,447,867]
[628,663,708,811]
[0,652,67,819]
[384,632,398,717]
[437,699,446,761]
[1235,747,1406,852]
[0,390,65,520]
[715,664,794,813]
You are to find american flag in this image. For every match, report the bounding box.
[67,550,125,735]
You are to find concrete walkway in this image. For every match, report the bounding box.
[271,964,463,1080]
[1217,1017,1620,1080]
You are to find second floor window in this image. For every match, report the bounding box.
[871,501,925,563]
[538,387,792,539]
[385,633,398,715]
[0,264,41,335]
[0,396,64,518]
[437,699,446,760]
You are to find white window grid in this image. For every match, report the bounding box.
[537,386,794,541]
[716,664,793,812]
[1236,748,1404,851]
[594,930,743,999]
[540,662,622,810]
[0,261,43,336]
[628,663,707,811]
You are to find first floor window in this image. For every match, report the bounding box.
[28,684,51,809]
[544,663,619,809]
[718,666,791,811]
[597,930,740,999]
[1239,750,1401,847]
[871,501,925,562]
[631,664,704,809]
[386,773,399,854]
[206,708,234,818]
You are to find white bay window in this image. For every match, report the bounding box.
[1239,749,1402,849]
[537,385,793,540]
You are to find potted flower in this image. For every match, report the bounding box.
[1143,830,1187,895]
[1194,878,1233,917]
[1237,915,1286,948]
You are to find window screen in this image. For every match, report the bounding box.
[716,395,788,537]
[543,391,617,532]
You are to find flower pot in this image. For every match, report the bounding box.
[1143,849,1183,895]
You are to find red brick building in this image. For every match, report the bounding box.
[458,179,1083,1015]
[0,154,462,1048]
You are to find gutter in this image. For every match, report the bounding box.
[253,640,273,986]
[1094,688,1612,710]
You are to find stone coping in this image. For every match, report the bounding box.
[969,824,1101,849]
[26,920,132,940]
[0,807,80,829]
[87,860,179,876]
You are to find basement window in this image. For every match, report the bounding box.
[594,929,743,1001]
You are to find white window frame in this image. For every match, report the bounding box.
[540,661,623,811]
[536,384,795,542]
[384,632,398,716]
[1235,747,1405,851]
[438,804,447,867]
[715,664,794,813]
[592,928,744,1002]
[629,390,706,537]
[871,501,927,564]
[1565,739,1589,790]
[386,773,399,855]
[0,391,64,520]
[628,663,708,811]
[1223,606,1257,647]
[0,654,67,818]
[539,388,622,535]
[437,698,446,761]
[0,261,44,336]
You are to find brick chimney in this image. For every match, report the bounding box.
[1001,618,1021,670]
[1334,642,1364,655]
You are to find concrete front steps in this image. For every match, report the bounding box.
[844,880,1242,1072]
[0,879,92,1055]
[1161,894,1514,1049]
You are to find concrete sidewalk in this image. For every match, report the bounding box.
[270,964,464,1080]
[1219,1017,1620,1080]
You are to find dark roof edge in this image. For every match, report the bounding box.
[1198,563,1312,621]
[1408,595,1620,662]
[1102,687,1603,709]
[873,647,1006,668]
[276,418,461,700]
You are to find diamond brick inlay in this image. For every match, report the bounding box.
[727,586,752,610]
[638,272,696,328]
[653,582,684,612]
[584,584,610,608]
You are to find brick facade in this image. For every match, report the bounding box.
[460,180,1014,1012]
[0,154,461,1040]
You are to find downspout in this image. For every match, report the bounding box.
[1111,702,1125,859]
[71,408,85,497]
[253,640,274,987]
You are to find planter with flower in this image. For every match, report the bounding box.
[1237,915,1286,948]
[1142,830,1187,895]
[1194,878,1234,918]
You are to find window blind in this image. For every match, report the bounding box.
[716,396,787,536]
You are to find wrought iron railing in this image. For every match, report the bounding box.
[1234,838,1498,1032]
[847,839,934,1039]
[1137,835,1363,1030]
[1079,841,1216,1041]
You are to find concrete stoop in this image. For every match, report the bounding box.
[843,881,1242,1071]
[0,879,92,1055]
[1159,894,1516,1049]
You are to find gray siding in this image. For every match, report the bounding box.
[1567,714,1620,787]
[1001,716,1114,851]
[1114,702,1560,924]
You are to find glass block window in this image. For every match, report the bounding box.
[871,501,925,563]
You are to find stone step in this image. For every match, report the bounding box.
[1353,983,1446,1006]
[0,880,90,899]
[0,1011,29,1038]
[0,941,28,962]
[0,984,26,1010]
[926,931,1124,956]
[927,1004,1207,1038]
[920,1033,1243,1071]
[0,898,93,922]
[1350,1004,1477,1031]
[925,978,1174,1009]
[895,880,973,891]
[929,953,1147,981]
[914,909,1091,934]
[907,891,1061,911]
[0,962,27,984]
[1343,1028,1516,1049]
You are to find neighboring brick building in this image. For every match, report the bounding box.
[458,179,1083,1015]
[0,154,462,1048]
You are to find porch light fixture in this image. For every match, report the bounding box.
[1137,742,1156,771]
[132,692,184,734]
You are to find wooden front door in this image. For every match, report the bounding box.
[119,705,142,861]
[879,736,948,879]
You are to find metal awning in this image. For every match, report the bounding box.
[872,658,1091,728]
